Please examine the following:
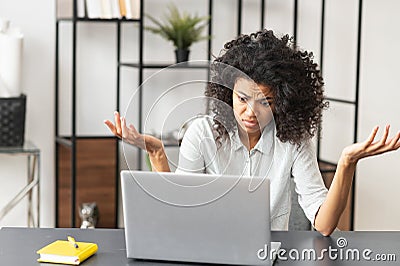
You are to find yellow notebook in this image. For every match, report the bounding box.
[36,240,98,265]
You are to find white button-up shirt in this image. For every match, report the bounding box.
[176,117,328,230]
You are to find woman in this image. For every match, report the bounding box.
[105,29,400,236]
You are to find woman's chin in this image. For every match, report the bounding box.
[239,124,261,135]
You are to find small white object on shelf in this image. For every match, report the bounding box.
[0,18,23,98]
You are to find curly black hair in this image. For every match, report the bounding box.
[205,29,328,146]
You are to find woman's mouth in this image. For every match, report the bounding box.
[242,119,258,128]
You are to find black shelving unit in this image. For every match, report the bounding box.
[55,0,142,228]
[55,0,213,228]
[120,0,213,170]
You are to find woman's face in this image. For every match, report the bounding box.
[232,78,274,137]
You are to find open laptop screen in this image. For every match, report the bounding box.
[121,170,277,265]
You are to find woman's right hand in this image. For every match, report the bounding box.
[104,111,163,155]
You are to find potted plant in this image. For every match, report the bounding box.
[145,4,210,63]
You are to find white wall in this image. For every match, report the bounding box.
[0,0,55,227]
[355,0,400,230]
[0,0,399,229]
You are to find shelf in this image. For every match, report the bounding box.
[56,135,179,148]
[326,97,357,105]
[56,136,117,148]
[57,17,140,23]
[57,138,117,228]
[318,160,337,173]
[119,62,210,69]
[163,141,180,147]
[0,140,41,155]
[56,137,72,147]
[57,135,117,139]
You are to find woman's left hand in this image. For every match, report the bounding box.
[341,125,400,165]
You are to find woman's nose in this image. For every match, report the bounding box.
[245,102,256,116]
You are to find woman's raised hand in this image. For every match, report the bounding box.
[104,111,163,155]
[341,125,400,165]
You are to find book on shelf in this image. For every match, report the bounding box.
[125,0,140,19]
[101,0,113,19]
[56,0,86,19]
[56,0,140,20]
[119,0,127,17]
[87,0,131,19]
[36,239,98,265]
[77,0,86,18]
[56,0,72,19]
[86,0,102,18]
[124,0,132,19]
[110,0,122,19]
[131,0,140,19]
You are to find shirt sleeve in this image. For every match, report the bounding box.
[291,140,328,226]
[175,118,207,174]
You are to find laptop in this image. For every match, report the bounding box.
[121,170,281,265]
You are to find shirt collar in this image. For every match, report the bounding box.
[228,128,243,151]
[228,122,275,154]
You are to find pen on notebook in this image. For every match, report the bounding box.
[67,236,79,249]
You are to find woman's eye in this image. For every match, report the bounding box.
[261,100,270,107]
[238,96,247,102]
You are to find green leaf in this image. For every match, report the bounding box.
[145,3,211,50]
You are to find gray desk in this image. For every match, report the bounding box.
[0,227,399,265]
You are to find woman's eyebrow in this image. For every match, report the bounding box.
[235,90,273,101]
[255,96,273,101]
[234,90,249,97]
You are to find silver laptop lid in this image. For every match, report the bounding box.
[121,170,272,265]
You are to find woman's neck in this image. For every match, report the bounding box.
[238,127,261,151]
